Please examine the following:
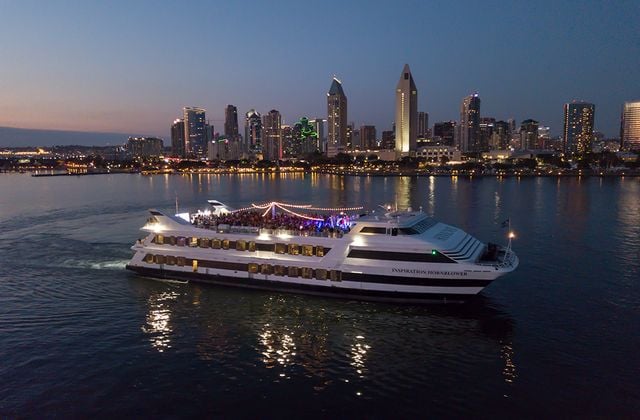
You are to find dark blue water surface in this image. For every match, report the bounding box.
[0,173,638,418]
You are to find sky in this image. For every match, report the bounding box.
[0,0,638,146]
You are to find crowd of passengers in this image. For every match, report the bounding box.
[191,210,350,234]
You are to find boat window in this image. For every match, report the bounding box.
[260,264,273,275]
[316,246,325,257]
[212,238,221,249]
[248,263,259,274]
[274,265,285,276]
[154,234,164,244]
[155,255,166,264]
[347,249,456,263]
[288,266,299,277]
[360,227,387,234]
[144,254,154,263]
[199,238,210,248]
[189,237,198,247]
[166,256,176,265]
[236,240,247,251]
[248,241,256,252]
[275,243,286,254]
[177,237,186,247]
[192,259,198,272]
[222,239,230,250]
[316,268,328,280]
[330,270,342,282]
[301,267,313,279]
[177,256,185,266]
[288,244,299,255]
[169,236,177,246]
[302,245,314,256]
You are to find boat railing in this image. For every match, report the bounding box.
[476,246,516,269]
[193,223,346,238]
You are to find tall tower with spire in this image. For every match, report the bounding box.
[395,64,418,154]
[327,77,347,156]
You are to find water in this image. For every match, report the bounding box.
[0,173,638,417]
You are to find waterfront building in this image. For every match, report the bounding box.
[433,121,456,146]
[459,93,481,152]
[281,125,294,158]
[183,107,207,158]
[416,145,461,162]
[620,101,640,151]
[346,123,354,149]
[262,110,282,161]
[171,118,185,158]
[309,118,326,152]
[244,109,262,155]
[563,101,595,156]
[360,125,377,150]
[417,112,429,139]
[395,64,418,154]
[520,119,539,150]
[224,105,239,141]
[127,137,164,158]
[538,125,551,150]
[327,77,347,157]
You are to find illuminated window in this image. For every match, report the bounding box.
[236,240,247,251]
[316,269,328,280]
[212,238,221,249]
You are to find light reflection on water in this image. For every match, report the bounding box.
[142,290,179,352]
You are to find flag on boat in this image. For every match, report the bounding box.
[501,218,510,228]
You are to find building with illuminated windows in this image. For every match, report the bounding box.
[395,64,418,155]
[327,77,347,157]
[520,119,539,150]
[171,119,185,158]
[620,101,640,151]
[459,94,481,152]
[224,105,239,141]
[127,137,164,158]
[244,109,262,155]
[359,125,377,150]
[262,110,282,161]
[183,107,207,158]
[563,101,595,156]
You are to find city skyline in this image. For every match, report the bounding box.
[0,1,639,144]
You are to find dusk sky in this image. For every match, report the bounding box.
[1,0,638,144]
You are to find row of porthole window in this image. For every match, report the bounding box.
[153,234,326,257]
[142,253,341,281]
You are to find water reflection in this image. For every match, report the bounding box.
[350,335,371,377]
[141,290,179,352]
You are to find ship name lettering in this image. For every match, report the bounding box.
[391,268,468,276]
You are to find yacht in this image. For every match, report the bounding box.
[126,201,518,303]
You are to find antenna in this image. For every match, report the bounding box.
[175,191,179,215]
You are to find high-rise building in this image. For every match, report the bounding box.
[433,121,456,146]
[520,119,539,150]
[245,109,262,154]
[395,64,418,154]
[327,77,347,156]
[563,101,595,156]
[479,117,495,152]
[360,125,377,150]
[459,93,481,152]
[620,101,640,151]
[417,112,429,139]
[310,118,326,152]
[262,109,282,161]
[493,120,510,150]
[381,131,395,150]
[127,137,164,158]
[281,125,294,157]
[171,118,185,157]
[224,105,239,141]
[183,107,207,158]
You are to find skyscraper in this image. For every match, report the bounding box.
[171,118,185,158]
[395,64,418,154]
[493,120,510,150]
[310,118,326,152]
[359,125,377,150]
[224,105,239,141]
[183,107,207,158]
[417,112,428,139]
[245,109,262,154]
[262,109,282,161]
[620,101,640,151]
[520,119,539,150]
[563,101,595,156]
[479,117,495,152]
[327,77,347,156]
[459,94,481,152]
